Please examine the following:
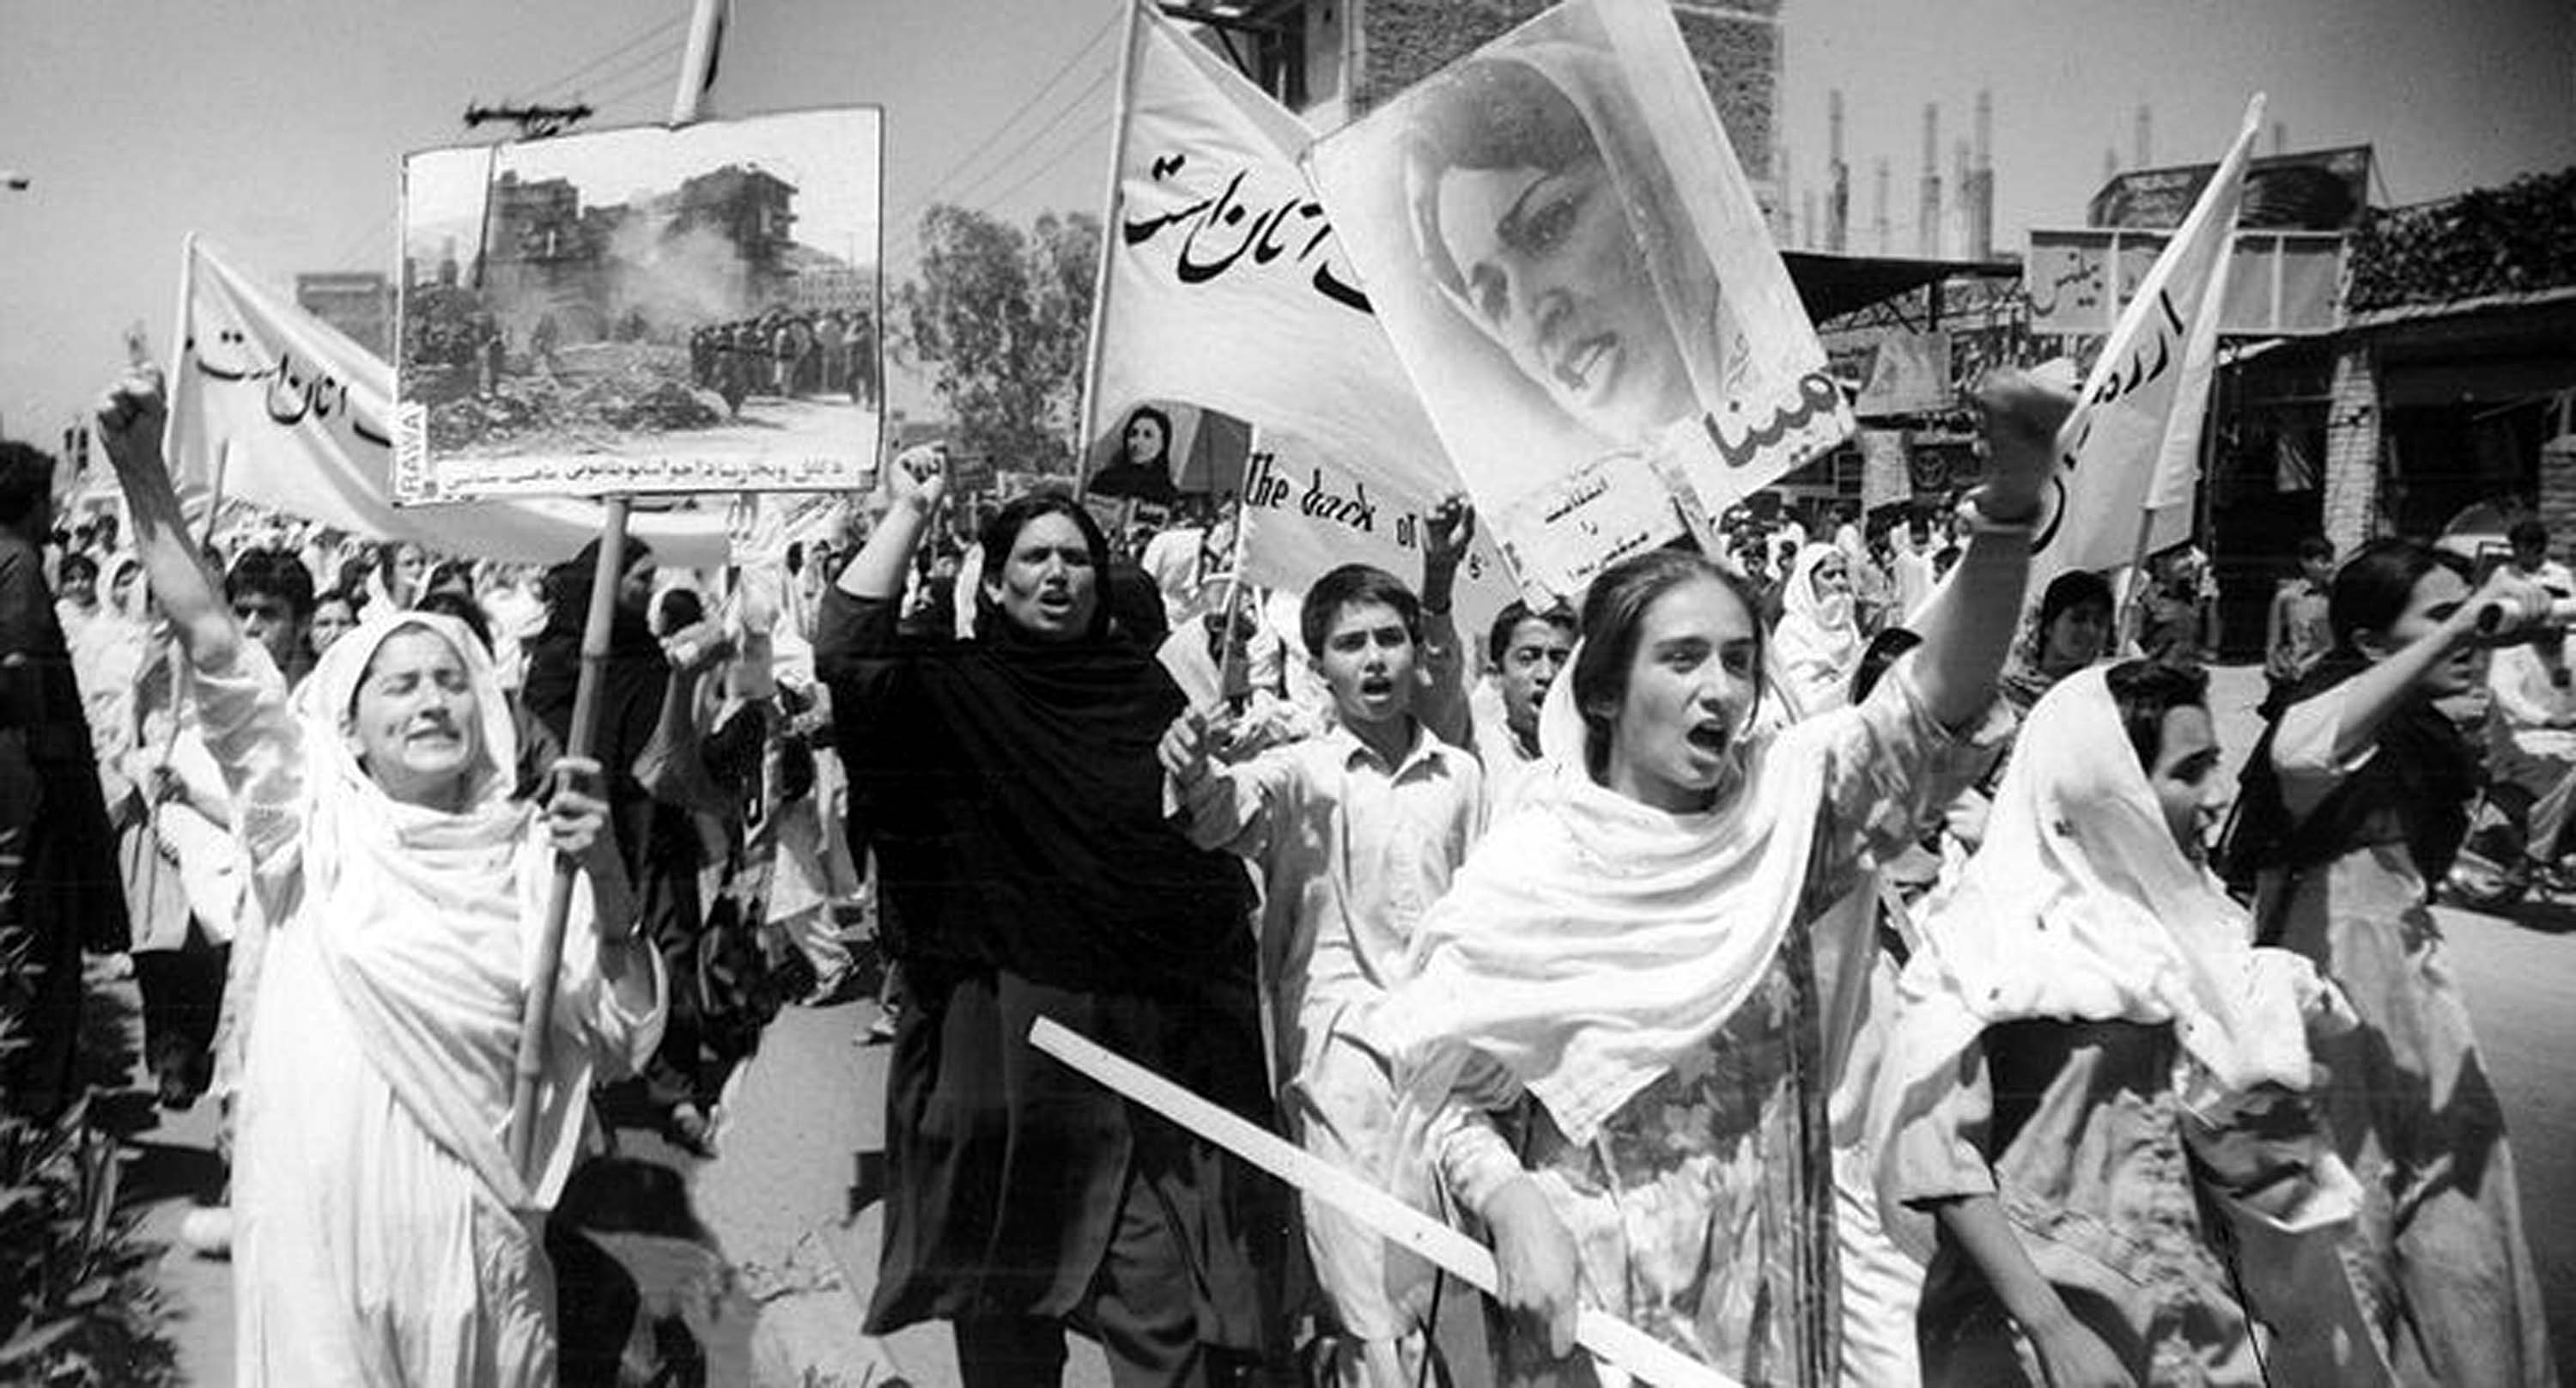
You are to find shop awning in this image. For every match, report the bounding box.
[1783,251,2022,324]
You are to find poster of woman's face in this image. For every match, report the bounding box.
[1308,0,1848,599]
[1081,399,1246,508]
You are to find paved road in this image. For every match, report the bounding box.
[2431,899,2576,1375]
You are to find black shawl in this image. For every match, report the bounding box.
[823,587,1255,996]
[2221,648,2476,897]
[523,537,669,791]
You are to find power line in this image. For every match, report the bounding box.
[882,58,1116,239]
[573,35,690,109]
[892,11,1119,216]
[518,11,689,101]
[952,109,1112,219]
[879,110,1112,289]
[325,210,401,275]
[586,62,687,120]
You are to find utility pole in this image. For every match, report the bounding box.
[462,102,596,139]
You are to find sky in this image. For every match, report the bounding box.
[3,0,2570,452]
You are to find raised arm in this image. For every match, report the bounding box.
[1416,494,1476,749]
[1905,373,2073,730]
[93,368,240,671]
[835,445,946,603]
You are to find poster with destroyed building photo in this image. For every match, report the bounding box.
[394,107,883,500]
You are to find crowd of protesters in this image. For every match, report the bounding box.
[0,363,2565,1386]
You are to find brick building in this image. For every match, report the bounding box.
[295,271,395,359]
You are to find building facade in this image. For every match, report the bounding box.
[295,271,396,359]
[1203,0,1783,213]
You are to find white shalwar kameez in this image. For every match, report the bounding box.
[196,615,664,1387]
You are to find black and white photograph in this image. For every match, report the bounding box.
[398,107,883,498]
[3,0,2574,1385]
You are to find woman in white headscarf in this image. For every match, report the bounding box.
[1771,543,1865,719]
[1871,661,2360,1386]
[1370,374,2069,1385]
[95,371,665,1388]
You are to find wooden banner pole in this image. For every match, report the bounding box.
[1028,1018,1742,1388]
[1072,0,1145,502]
[508,0,725,1178]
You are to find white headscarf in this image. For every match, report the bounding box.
[289,613,627,1210]
[1378,646,1833,1147]
[1868,666,2342,1249]
[1771,543,1862,718]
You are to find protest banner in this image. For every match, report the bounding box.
[2029,95,2264,588]
[395,107,884,501]
[1081,0,1512,630]
[1304,0,1850,600]
[163,235,730,565]
[1832,328,1952,417]
[1857,429,1911,513]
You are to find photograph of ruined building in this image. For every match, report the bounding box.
[398,107,882,495]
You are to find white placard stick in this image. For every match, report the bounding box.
[1027,1018,1741,1388]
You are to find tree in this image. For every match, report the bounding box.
[898,204,1100,474]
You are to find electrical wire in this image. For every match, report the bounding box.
[583,50,695,121]
[517,10,690,103]
[574,35,691,109]
[878,105,1114,288]
[896,9,1120,215]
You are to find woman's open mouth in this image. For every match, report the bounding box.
[1553,333,1619,401]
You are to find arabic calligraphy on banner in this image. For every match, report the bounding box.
[1087,1,1515,605]
[1121,155,1369,314]
[2026,94,2263,587]
[1490,450,1685,598]
[169,253,403,502]
[416,448,869,498]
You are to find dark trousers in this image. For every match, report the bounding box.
[953,1160,1246,1388]
[0,817,85,1122]
[133,924,228,1098]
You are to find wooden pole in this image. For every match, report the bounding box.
[507,0,725,1178]
[1029,1019,1741,1388]
[1072,0,1145,502]
[1208,443,1257,709]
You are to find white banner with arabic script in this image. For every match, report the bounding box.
[396,107,884,500]
[2027,95,2263,587]
[1303,0,1850,600]
[165,236,730,564]
[1088,0,1511,619]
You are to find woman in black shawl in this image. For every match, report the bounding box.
[2221,539,2556,1385]
[521,539,723,1151]
[817,450,1279,1387]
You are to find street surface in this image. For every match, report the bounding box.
[122,664,2574,1383]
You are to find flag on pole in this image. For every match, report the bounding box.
[1083,1,1511,628]
[2029,94,2265,586]
[163,236,729,564]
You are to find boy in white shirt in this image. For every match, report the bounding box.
[1160,502,1478,1388]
